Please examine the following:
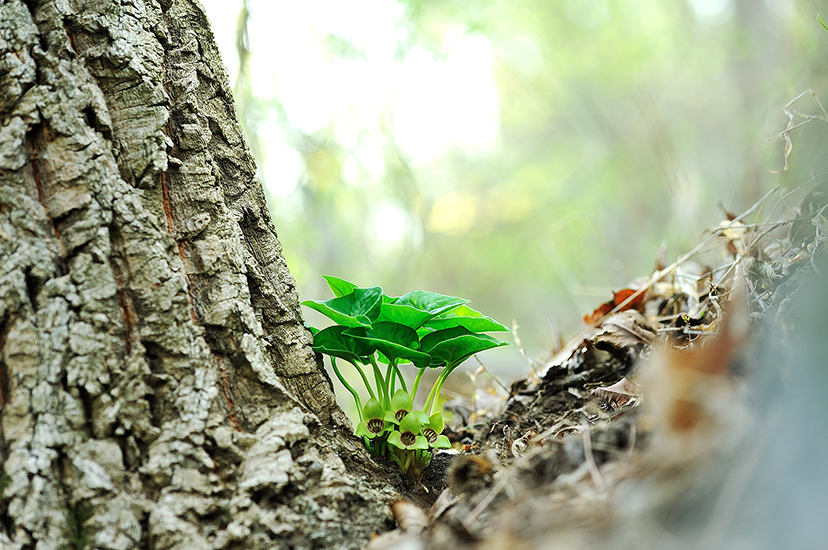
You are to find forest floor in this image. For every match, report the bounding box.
[364,185,828,550]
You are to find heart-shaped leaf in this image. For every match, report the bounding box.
[419,326,510,369]
[420,304,510,335]
[322,275,358,298]
[301,285,383,328]
[393,290,468,316]
[377,290,468,329]
[346,322,431,368]
[377,303,437,329]
[311,326,375,364]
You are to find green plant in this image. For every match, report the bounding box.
[302,276,510,475]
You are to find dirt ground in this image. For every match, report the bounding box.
[365,186,828,550]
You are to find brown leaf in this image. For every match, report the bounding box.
[590,377,642,410]
[583,301,614,325]
[593,310,660,352]
[391,500,427,533]
[583,288,646,325]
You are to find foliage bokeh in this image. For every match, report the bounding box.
[201,0,828,381]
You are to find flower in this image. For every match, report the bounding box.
[384,389,414,424]
[387,412,429,450]
[354,398,392,438]
[421,412,451,449]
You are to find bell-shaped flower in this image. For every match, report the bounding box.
[421,411,451,449]
[354,398,392,438]
[383,390,427,425]
[387,412,429,451]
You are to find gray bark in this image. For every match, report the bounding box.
[0,1,396,548]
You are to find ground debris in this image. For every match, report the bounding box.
[412,185,828,550]
[589,378,642,411]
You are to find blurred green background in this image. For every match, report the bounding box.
[200,0,828,388]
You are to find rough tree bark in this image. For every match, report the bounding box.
[0,1,398,548]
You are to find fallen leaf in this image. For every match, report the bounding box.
[583,288,646,325]
[593,310,660,354]
[510,429,542,458]
[590,377,642,410]
[392,500,427,533]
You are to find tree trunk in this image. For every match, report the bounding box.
[0,1,396,548]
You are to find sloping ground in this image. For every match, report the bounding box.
[370,186,828,550]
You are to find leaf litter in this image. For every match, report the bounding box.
[369,179,828,549]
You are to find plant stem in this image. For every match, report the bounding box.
[393,362,408,393]
[423,370,444,415]
[369,355,388,408]
[387,361,396,395]
[429,372,449,415]
[426,364,456,415]
[352,360,375,400]
[410,368,425,403]
[331,357,363,422]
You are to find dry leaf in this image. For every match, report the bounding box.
[640,277,750,462]
[392,500,427,533]
[590,377,642,410]
[583,288,646,325]
[594,310,660,351]
[510,429,542,458]
[428,489,458,522]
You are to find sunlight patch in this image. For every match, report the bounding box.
[428,192,478,236]
[260,121,304,198]
[370,201,421,251]
[686,0,734,24]
[393,34,500,163]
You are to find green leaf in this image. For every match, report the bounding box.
[419,327,510,369]
[378,290,469,329]
[420,304,510,335]
[322,275,358,298]
[301,285,383,328]
[377,303,437,329]
[819,13,828,32]
[311,326,375,364]
[393,290,469,316]
[346,322,431,368]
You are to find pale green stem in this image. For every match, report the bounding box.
[351,360,375,400]
[331,357,363,422]
[387,361,396,395]
[427,364,457,415]
[410,368,425,403]
[423,368,448,415]
[369,355,388,408]
[393,362,408,393]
